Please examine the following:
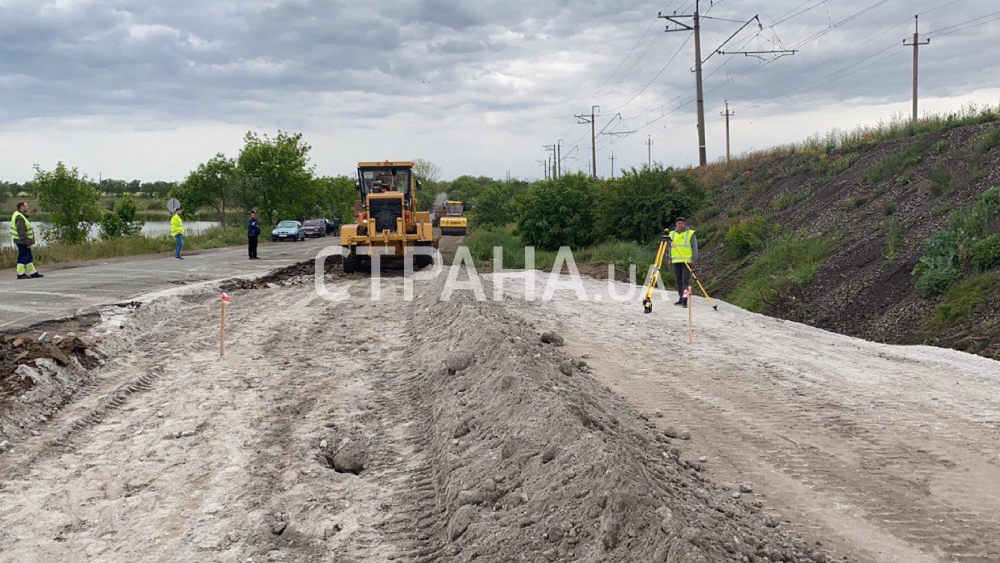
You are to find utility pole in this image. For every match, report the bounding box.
[661,7,793,166]
[904,15,930,123]
[609,151,617,179]
[556,139,563,179]
[721,101,734,163]
[575,106,599,178]
[659,1,707,167]
[645,136,654,168]
[692,0,706,167]
[543,144,556,180]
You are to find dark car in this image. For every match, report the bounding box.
[303,219,328,238]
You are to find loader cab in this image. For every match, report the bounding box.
[357,165,413,202]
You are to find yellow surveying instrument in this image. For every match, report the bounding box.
[642,229,719,314]
[642,229,672,314]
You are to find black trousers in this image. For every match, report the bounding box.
[16,243,33,266]
[673,262,691,301]
[248,235,258,258]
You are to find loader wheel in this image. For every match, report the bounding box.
[343,249,360,274]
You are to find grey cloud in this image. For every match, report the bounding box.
[1,0,999,165]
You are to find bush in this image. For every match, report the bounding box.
[914,187,1000,293]
[915,266,961,298]
[724,216,770,259]
[924,273,998,331]
[516,174,596,250]
[99,194,145,240]
[593,166,704,244]
[33,162,101,244]
[971,234,1000,272]
[473,182,522,228]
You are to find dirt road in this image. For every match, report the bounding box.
[505,274,1000,563]
[0,258,997,563]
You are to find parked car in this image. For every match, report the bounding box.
[325,217,341,236]
[303,219,327,238]
[272,220,305,242]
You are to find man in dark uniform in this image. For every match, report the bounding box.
[247,210,261,260]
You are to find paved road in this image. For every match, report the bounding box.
[0,237,336,331]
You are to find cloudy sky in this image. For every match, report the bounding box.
[1,0,998,182]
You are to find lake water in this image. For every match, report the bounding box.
[0,221,220,247]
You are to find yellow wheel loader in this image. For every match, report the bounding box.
[339,161,438,273]
[438,200,468,236]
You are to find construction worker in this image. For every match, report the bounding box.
[247,210,260,260]
[171,207,185,260]
[668,217,698,308]
[9,201,43,280]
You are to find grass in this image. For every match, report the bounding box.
[924,272,998,333]
[727,234,837,313]
[865,140,926,184]
[773,190,809,212]
[689,102,1000,190]
[0,226,255,269]
[844,195,870,209]
[925,166,954,196]
[884,218,902,263]
[978,125,1000,153]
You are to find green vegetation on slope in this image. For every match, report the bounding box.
[924,273,998,333]
[727,234,837,315]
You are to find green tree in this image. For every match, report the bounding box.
[172,154,238,224]
[413,158,442,211]
[473,181,526,228]
[594,166,704,244]
[235,131,317,225]
[315,175,358,224]
[33,162,101,244]
[516,174,596,250]
[99,193,145,239]
[447,175,497,203]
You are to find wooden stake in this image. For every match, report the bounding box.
[687,288,693,346]
[220,300,226,358]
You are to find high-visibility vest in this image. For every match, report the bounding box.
[670,229,695,263]
[9,210,35,245]
[170,214,185,236]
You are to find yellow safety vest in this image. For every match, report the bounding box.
[170,214,185,236]
[670,229,695,263]
[9,210,35,245]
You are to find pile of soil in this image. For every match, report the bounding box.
[0,331,102,447]
[391,283,836,562]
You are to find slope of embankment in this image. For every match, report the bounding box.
[696,117,1000,358]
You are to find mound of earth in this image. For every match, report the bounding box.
[392,282,834,562]
[0,332,102,447]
